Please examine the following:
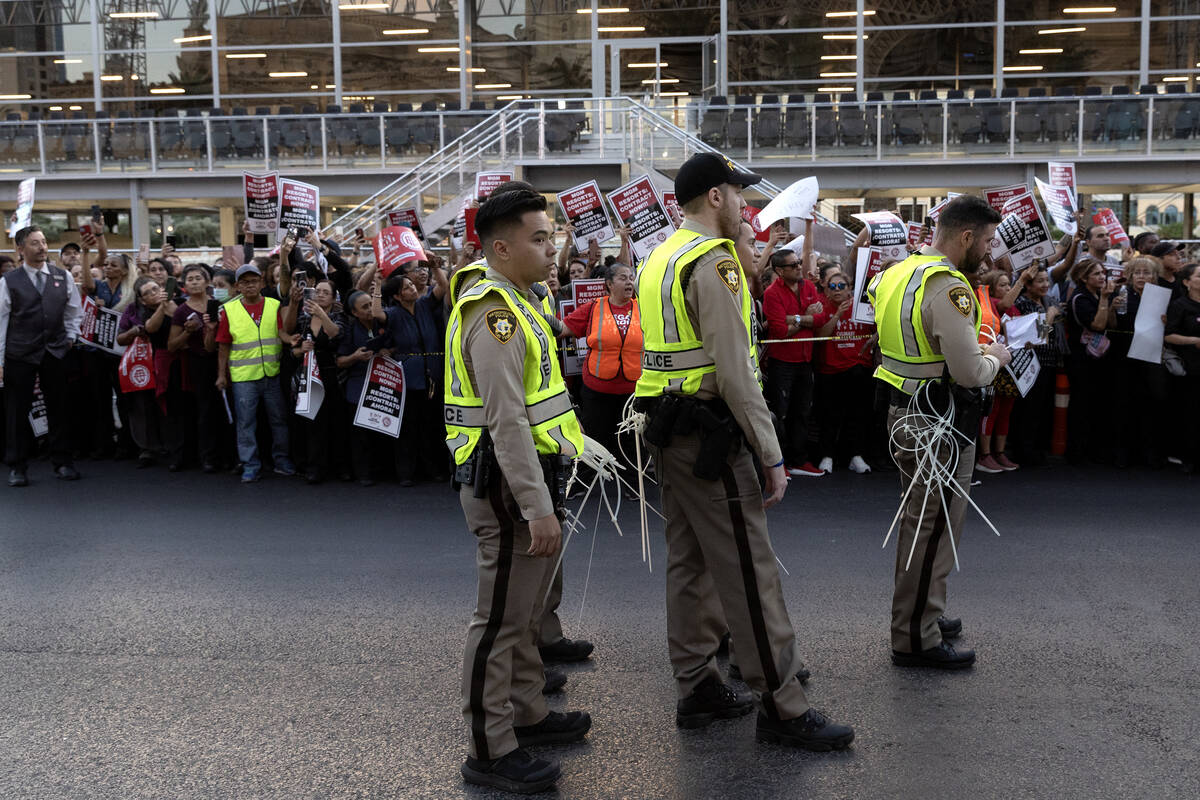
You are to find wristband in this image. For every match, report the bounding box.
[769,458,785,469]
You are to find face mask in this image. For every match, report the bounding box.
[212,287,229,302]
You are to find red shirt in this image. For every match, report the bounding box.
[816,295,875,374]
[215,298,285,345]
[763,277,830,363]
[563,298,637,394]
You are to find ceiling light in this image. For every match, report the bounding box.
[325,83,335,88]
[100,74,123,81]
[0,94,32,100]
[417,46,459,52]
[447,67,486,72]
[821,55,857,60]
[496,95,523,100]
[49,105,63,110]
[475,83,512,89]
[225,53,267,59]
[1162,76,1189,82]
[598,26,645,32]
[150,87,185,94]
[576,7,630,12]
[822,34,868,40]
[820,71,857,77]
[1020,48,1064,54]
[825,10,876,17]
[641,77,679,84]
[817,86,854,92]
[1038,26,1086,34]
[310,84,319,89]
[383,28,429,34]
[69,105,82,110]
[174,34,212,43]
[130,74,139,80]
[628,62,667,68]
[659,91,689,97]
[53,58,83,64]
[269,71,308,78]
[108,10,159,18]
[338,2,390,9]
[1003,65,1044,71]
[1062,6,1115,12]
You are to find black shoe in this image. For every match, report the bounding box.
[715,632,731,657]
[8,468,28,487]
[756,709,855,752]
[202,462,219,474]
[514,710,592,747]
[306,470,324,485]
[136,453,154,469]
[539,637,594,664]
[54,465,80,481]
[892,641,975,670]
[358,478,375,487]
[168,463,183,473]
[542,668,567,695]
[676,676,754,729]
[729,661,810,684]
[937,615,962,639]
[461,748,560,794]
[399,478,415,488]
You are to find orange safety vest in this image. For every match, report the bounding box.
[585,297,643,382]
[976,285,1001,344]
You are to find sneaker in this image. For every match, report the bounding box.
[241,469,261,483]
[786,462,825,478]
[676,675,753,729]
[848,455,872,474]
[817,457,833,474]
[975,454,1003,474]
[461,748,560,794]
[273,461,297,477]
[756,709,855,752]
[539,637,594,664]
[994,453,1019,471]
[513,710,592,747]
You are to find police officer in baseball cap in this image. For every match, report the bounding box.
[673,152,764,206]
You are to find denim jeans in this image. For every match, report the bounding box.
[765,358,814,466]
[230,376,291,473]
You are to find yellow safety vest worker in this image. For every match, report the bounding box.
[867,252,980,395]
[450,259,556,317]
[443,276,584,466]
[224,296,282,382]
[634,228,758,398]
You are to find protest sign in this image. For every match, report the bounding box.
[8,178,35,237]
[557,300,585,376]
[742,206,772,243]
[451,205,482,251]
[558,181,616,250]
[906,220,932,250]
[276,178,319,241]
[243,172,279,235]
[118,337,156,393]
[80,295,126,355]
[607,176,674,261]
[853,247,886,325]
[1035,177,1078,236]
[294,351,325,421]
[1128,283,1172,364]
[996,193,1055,270]
[373,225,425,278]
[1004,313,1045,350]
[28,378,47,438]
[661,191,681,226]
[984,184,1029,215]
[1048,161,1076,202]
[354,355,406,438]
[475,171,513,200]
[757,176,819,228]
[385,207,425,241]
[571,278,607,308]
[1000,347,1041,398]
[852,211,908,261]
[1092,208,1130,247]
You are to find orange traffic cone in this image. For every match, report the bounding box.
[1050,372,1069,456]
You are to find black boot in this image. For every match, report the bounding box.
[538,637,594,663]
[756,709,855,751]
[514,710,591,747]
[937,615,962,639]
[461,748,560,794]
[892,641,975,669]
[542,668,567,695]
[676,675,753,729]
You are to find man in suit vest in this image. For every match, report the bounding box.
[0,225,83,486]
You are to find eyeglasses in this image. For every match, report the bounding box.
[827,281,847,290]
[777,262,800,270]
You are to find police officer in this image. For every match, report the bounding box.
[867,195,1013,669]
[445,187,591,793]
[635,153,853,751]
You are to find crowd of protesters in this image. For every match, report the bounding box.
[4,192,1200,490]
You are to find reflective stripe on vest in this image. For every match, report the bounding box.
[869,252,980,395]
[225,297,281,382]
[585,297,642,382]
[634,227,757,398]
[443,278,584,466]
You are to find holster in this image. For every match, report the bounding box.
[452,430,497,498]
[920,378,993,443]
[539,453,572,514]
[635,395,746,481]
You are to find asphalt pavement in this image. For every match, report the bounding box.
[1,458,1198,799]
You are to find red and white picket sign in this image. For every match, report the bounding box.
[373,225,425,278]
[118,337,156,394]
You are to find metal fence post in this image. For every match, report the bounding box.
[810,105,816,160]
[205,117,213,171]
[1147,97,1154,156]
[1077,98,1084,157]
[538,101,546,160]
[379,115,386,168]
[36,121,46,174]
[148,120,156,172]
[876,104,883,160]
[1009,100,1016,158]
[320,117,328,170]
[942,101,949,158]
[262,117,270,171]
[93,120,101,173]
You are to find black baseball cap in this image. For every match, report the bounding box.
[1149,241,1185,258]
[674,153,762,206]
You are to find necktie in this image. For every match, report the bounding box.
[35,270,46,294]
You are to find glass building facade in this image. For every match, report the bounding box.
[4,1,1200,115]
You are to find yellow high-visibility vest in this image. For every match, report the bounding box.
[634,227,758,398]
[443,277,583,466]
[867,252,980,395]
[225,296,282,382]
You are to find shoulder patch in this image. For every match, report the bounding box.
[485,308,518,344]
[947,286,974,318]
[714,259,741,294]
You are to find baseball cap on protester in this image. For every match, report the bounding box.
[235,263,262,281]
[674,153,763,206]
[1149,241,1185,258]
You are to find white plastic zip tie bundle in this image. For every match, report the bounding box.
[882,378,1000,572]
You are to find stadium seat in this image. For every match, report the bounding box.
[232,106,261,157]
[892,91,924,145]
[838,93,868,145]
[812,93,837,146]
[783,94,809,148]
[755,94,782,147]
[700,95,728,147]
[727,96,752,149]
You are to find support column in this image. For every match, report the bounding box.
[719,0,729,98]
[89,0,103,111]
[1185,192,1195,239]
[590,0,602,99]
[332,4,343,106]
[219,206,236,246]
[210,0,220,108]
[855,0,865,98]
[459,0,473,107]
[1139,0,1150,88]
[129,180,150,248]
[994,0,1005,93]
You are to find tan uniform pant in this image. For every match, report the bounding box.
[656,430,810,721]
[460,476,555,760]
[537,565,564,648]
[887,404,975,653]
